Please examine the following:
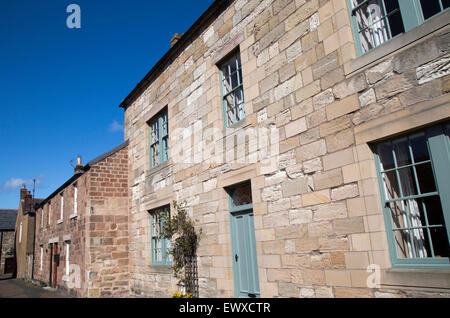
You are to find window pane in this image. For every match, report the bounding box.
[386,10,404,37]
[393,138,411,167]
[354,0,391,52]
[423,196,445,226]
[420,0,442,20]
[415,163,437,194]
[221,52,245,127]
[398,167,418,196]
[443,0,450,9]
[224,93,236,125]
[389,200,408,229]
[378,142,395,170]
[430,227,450,258]
[162,113,168,137]
[151,144,159,166]
[222,72,232,94]
[383,171,401,199]
[230,71,239,89]
[230,183,253,207]
[151,122,159,144]
[410,133,429,163]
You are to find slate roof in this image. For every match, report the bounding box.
[0,209,18,231]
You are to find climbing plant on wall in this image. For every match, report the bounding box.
[161,201,202,297]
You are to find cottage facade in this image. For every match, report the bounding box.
[0,209,18,275]
[121,0,450,298]
[15,186,42,280]
[33,141,129,297]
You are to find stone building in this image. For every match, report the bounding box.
[0,209,18,275]
[121,0,450,298]
[33,141,129,297]
[15,186,43,280]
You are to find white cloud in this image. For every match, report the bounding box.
[108,120,123,133]
[1,175,46,192]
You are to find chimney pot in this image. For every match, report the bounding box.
[74,156,84,175]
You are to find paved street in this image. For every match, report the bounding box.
[0,276,72,298]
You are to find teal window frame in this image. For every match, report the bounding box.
[149,108,169,169]
[150,205,171,266]
[374,123,450,269]
[219,51,245,128]
[347,0,450,56]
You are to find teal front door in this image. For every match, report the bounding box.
[230,209,260,298]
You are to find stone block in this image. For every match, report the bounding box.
[308,221,333,237]
[263,211,290,228]
[313,168,343,190]
[344,251,370,269]
[302,189,331,206]
[299,126,320,145]
[323,147,354,171]
[331,183,359,201]
[333,217,365,235]
[295,80,321,103]
[289,208,313,224]
[301,269,325,285]
[358,88,376,107]
[303,157,323,174]
[398,80,442,107]
[324,270,352,287]
[312,51,339,80]
[326,94,360,121]
[313,88,334,110]
[365,58,393,85]
[306,109,327,128]
[334,287,374,298]
[291,98,314,120]
[321,66,345,90]
[319,115,351,137]
[295,237,320,252]
[374,73,415,101]
[392,38,440,74]
[281,177,310,196]
[285,0,319,31]
[296,139,327,162]
[325,128,354,153]
[285,117,308,138]
[313,202,347,221]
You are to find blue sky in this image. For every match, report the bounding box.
[0,0,214,208]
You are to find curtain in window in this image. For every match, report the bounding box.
[367,3,389,48]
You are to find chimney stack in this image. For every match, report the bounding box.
[170,33,183,47]
[74,156,84,175]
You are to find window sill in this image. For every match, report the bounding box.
[148,265,172,274]
[383,268,450,291]
[147,159,171,177]
[345,10,450,76]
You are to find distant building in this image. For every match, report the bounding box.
[33,141,129,297]
[0,209,18,275]
[15,186,43,280]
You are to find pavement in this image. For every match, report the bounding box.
[0,275,72,298]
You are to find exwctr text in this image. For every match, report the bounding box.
[179,302,271,315]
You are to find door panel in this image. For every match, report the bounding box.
[230,210,260,298]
